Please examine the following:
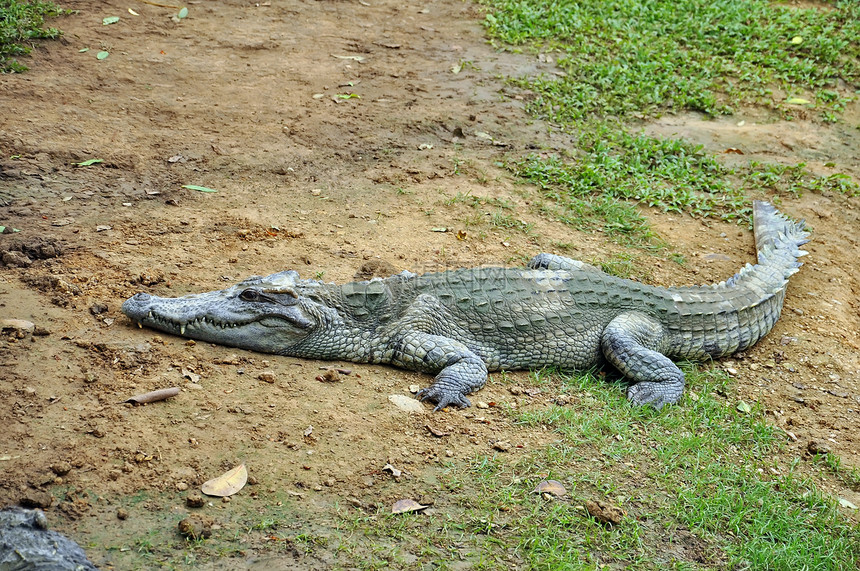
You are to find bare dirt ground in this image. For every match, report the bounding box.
[1,0,858,568]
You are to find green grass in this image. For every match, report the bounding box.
[0,0,66,72]
[485,0,859,121]
[329,368,860,570]
[480,0,859,242]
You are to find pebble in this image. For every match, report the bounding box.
[186,494,205,508]
[388,394,425,413]
[117,508,129,520]
[257,371,276,384]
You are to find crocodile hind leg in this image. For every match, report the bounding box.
[600,312,684,409]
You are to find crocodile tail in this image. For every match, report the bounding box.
[752,200,810,272]
[724,201,809,289]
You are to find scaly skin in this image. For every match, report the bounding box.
[122,201,808,410]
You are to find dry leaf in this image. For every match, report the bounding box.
[201,463,248,497]
[425,424,450,437]
[534,479,567,497]
[391,498,427,514]
[382,463,402,477]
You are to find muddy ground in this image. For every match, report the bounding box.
[0,0,858,568]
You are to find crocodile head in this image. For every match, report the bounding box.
[121,271,331,354]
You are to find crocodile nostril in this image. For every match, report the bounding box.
[133,293,152,301]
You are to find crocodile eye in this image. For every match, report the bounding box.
[239,288,261,302]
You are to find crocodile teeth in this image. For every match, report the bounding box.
[137,322,142,329]
[180,324,186,335]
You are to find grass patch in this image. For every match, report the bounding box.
[481,0,858,242]
[485,0,859,121]
[0,0,67,72]
[326,368,859,569]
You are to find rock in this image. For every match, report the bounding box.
[2,250,32,267]
[178,515,213,540]
[186,494,206,508]
[19,489,53,509]
[89,302,109,316]
[0,508,98,570]
[257,371,276,383]
[117,508,129,520]
[807,440,832,456]
[388,394,425,413]
[1,318,35,334]
[51,462,72,477]
[585,499,625,526]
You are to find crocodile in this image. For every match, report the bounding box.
[122,201,808,410]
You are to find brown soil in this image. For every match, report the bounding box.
[1,0,858,568]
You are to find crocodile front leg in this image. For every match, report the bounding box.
[600,312,684,409]
[387,331,488,411]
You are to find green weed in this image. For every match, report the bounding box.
[0,0,67,72]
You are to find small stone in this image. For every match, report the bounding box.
[19,490,53,509]
[186,494,205,508]
[117,508,129,520]
[257,371,276,384]
[176,482,189,492]
[51,461,72,476]
[807,440,832,456]
[388,394,425,413]
[89,302,109,316]
[2,251,32,267]
[492,440,511,452]
[476,401,489,409]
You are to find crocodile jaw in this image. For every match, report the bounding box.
[121,287,311,354]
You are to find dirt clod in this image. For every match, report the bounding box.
[585,500,625,527]
[178,515,213,540]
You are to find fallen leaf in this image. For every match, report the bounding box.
[178,6,188,18]
[201,463,248,497]
[391,499,427,514]
[382,464,402,477]
[425,424,450,437]
[182,185,218,193]
[838,498,857,510]
[97,51,109,60]
[332,54,364,62]
[790,36,803,45]
[102,16,120,25]
[737,401,752,414]
[785,97,810,105]
[128,8,139,15]
[75,158,103,167]
[723,147,744,154]
[534,479,567,497]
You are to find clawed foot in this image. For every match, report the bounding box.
[416,385,472,411]
[627,380,683,410]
